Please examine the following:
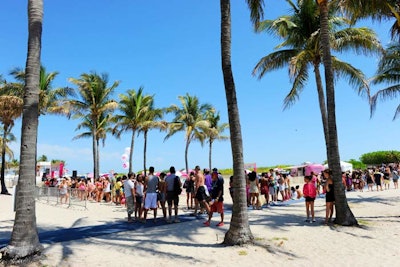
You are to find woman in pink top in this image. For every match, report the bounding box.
[303,176,317,223]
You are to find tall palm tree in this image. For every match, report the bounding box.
[113,87,153,173]
[165,93,213,174]
[370,43,400,118]
[0,0,44,260]
[317,0,357,225]
[68,72,119,179]
[138,100,166,176]
[253,0,381,150]
[0,95,23,194]
[10,65,75,116]
[73,112,113,176]
[220,0,265,245]
[205,110,229,170]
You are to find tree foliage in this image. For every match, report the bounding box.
[360,150,400,165]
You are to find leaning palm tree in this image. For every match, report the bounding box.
[316,0,358,225]
[113,87,153,173]
[220,0,266,246]
[0,95,23,194]
[205,110,229,170]
[370,43,400,118]
[253,0,381,150]
[138,100,166,176]
[165,93,213,174]
[68,72,119,180]
[0,0,44,260]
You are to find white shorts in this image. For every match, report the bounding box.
[144,193,158,209]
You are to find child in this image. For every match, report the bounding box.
[303,176,317,223]
[295,185,303,199]
[290,186,297,200]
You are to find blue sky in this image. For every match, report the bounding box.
[0,0,397,175]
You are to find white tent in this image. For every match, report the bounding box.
[324,161,353,172]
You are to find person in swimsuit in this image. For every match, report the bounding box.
[365,170,374,191]
[323,169,335,225]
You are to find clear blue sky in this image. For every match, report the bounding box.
[0,0,397,175]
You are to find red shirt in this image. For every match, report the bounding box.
[303,182,316,198]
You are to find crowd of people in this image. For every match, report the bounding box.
[243,164,399,225]
[41,163,399,226]
[41,165,225,226]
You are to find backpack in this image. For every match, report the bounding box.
[174,176,182,195]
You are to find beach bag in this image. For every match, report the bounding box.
[174,176,182,195]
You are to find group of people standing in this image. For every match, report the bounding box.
[122,165,225,227]
[183,166,225,227]
[247,169,293,210]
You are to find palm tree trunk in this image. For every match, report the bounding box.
[92,128,98,179]
[0,124,9,194]
[313,64,329,148]
[208,140,212,171]
[0,0,43,260]
[318,0,357,226]
[129,130,135,173]
[221,0,253,245]
[143,130,148,176]
[184,138,190,175]
[96,138,100,178]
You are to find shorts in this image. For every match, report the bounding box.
[126,195,134,215]
[269,186,275,195]
[135,195,143,205]
[384,179,390,185]
[196,186,207,202]
[166,191,179,206]
[305,197,315,202]
[210,201,224,214]
[278,184,285,192]
[144,193,158,209]
[115,189,121,196]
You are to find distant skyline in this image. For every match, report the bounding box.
[1,1,399,175]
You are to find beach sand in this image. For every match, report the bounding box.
[0,180,399,267]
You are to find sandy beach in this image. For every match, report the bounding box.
[0,180,399,267]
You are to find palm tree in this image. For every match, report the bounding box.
[7,158,19,176]
[68,72,119,180]
[73,112,113,176]
[165,93,213,174]
[10,65,75,116]
[337,0,400,41]
[205,110,229,170]
[220,0,265,245]
[253,0,381,150]
[37,154,48,162]
[0,94,23,194]
[138,100,166,176]
[0,0,44,260]
[113,87,153,173]
[370,43,400,118]
[316,0,357,225]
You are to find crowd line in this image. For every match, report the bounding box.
[40,164,399,226]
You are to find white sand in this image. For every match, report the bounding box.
[0,181,399,267]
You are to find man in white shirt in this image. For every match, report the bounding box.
[143,166,159,223]
[123,173,135,222]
